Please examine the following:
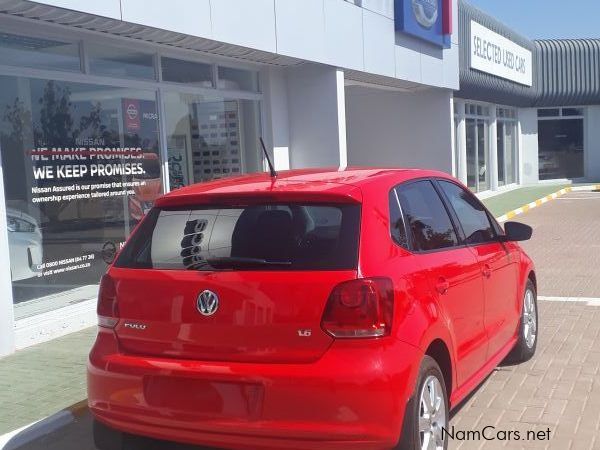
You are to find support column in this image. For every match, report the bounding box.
[286,64,347,169]
[0,142,16,357]
[261,67,291,171]
[455,99,468,185]
[489,106,499,191]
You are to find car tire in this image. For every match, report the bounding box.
[93,419,123,450]
[396,355,449,450]
[508,279,538,363]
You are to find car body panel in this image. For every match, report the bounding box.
[89,327,422,450]
[111,267,355,363]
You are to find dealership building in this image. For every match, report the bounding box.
[0,0,599,356]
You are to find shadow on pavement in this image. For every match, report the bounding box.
[3,404,218,450]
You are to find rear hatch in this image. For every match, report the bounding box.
[109,200,361,363]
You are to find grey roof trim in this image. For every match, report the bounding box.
[0,0,304,67]
[455,0,538,107]
[534,39,600,106]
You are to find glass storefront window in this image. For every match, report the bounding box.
[562,108,584,117]
[217,66,259,92]
[477,120,489,191]
[163,91,262,189]
[0,32,81,72]
[161,57,214,87]
[538,108,559,117]
[497,120,518,186]
[538,118,584,180]
[465,118,477,190]
[465,117,489,192]
[0,75,162,319]
[87,43,156,80]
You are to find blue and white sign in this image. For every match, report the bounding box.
[395,0,451,48]
[470,21,533,87]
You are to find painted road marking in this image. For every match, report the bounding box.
[495,184,600,222]
[538,296,600,306]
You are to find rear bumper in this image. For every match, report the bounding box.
[88,328,422,450]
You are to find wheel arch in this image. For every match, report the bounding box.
[528,270,537,291]
[424,338,453,400]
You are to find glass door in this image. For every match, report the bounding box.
[497,121,506,186]
[465,118,489,192]
[477,120,489,191]
[163,91,262,190]
[466,119,477,190]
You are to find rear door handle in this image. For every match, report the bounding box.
[436,278,450,295]
[482,264,492,278]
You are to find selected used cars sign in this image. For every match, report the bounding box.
[470,21,533,87]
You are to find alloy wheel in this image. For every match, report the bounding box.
[418,375,447,450]
[523,289,537,348]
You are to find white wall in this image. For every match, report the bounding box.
[519,108,539,184]
[345,86,454,173]
[34,0,459,91]
[585,106,600,181]
[286,64,347,168]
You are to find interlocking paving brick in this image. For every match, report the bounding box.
[449,193,600,449]
[0,327,96,434]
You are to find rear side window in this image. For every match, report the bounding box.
[115,203,360,271]
[396,181,459,252]
[389,189,408,248]
[438,180,497,245]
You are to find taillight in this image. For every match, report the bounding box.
[321,278,394,338]
[97,274,119,328]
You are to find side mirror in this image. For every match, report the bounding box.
[502,221,533,242]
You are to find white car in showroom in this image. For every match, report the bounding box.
[7,208,43,281]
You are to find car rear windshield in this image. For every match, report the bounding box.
[114,203,361,271]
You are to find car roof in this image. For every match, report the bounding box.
[156,167,454,207]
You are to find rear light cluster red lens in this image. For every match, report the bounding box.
[97,274,119,328]
[321,278,394,338]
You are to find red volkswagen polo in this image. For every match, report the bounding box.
[88,168,537,450]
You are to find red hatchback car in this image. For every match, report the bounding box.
[88,168,537,450]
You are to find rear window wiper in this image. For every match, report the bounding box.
[204,257,292,269]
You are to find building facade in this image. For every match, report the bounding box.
[0,0,599,357]
[454,0,600,194]
[0,0,460,356]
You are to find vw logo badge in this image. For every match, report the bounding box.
[197,290,219,316]
[412,0,438,29]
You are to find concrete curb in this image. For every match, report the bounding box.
[495,184,600,222]
[0,401,87,450]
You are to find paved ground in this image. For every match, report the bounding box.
[449,190,600,449]
[0,328,96,434]
[2,189,600,449]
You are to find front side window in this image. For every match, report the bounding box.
[396,181,458,252]
[115,204,360,271]
[438,180,496,245]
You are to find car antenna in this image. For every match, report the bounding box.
[259,137,277,179]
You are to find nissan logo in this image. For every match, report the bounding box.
[126,103,138,120]
[197,290,219,316]
[412,0,438,29]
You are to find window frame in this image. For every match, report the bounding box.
[388,186,410,250]
[433,178,504,247]
[389,178,467,255]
